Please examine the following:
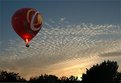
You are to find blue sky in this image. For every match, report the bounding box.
[0,0,121,79]
[0,0,120,41]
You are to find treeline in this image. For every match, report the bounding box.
[0,60,121,83]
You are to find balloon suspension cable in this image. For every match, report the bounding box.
[25,38,30,47]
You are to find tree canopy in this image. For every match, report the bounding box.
[0,70,26,82]
[0,60,120,83]
[81,60,120,83]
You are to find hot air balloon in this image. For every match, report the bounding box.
[11,8,42,47]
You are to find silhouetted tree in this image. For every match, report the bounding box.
[0,70,26,82]
[68,75,78,81]
[114,72,121,83]
[0,60,120,83]
[60,76,79,83]
[29,74,59,83]
[81,60,121,83]
[29,75,80,83]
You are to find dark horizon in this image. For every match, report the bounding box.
[0,60,121,83]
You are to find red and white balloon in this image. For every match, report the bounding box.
[11,8,43,47]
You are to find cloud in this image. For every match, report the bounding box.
[99,51,121,57]
[0,19,121,79]
[60,17,66,22]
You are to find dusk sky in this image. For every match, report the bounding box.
[0,0,121,80]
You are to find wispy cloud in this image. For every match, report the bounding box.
[0,19,121,79]
[99,51,121,57]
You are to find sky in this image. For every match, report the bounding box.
[0,0,121,80]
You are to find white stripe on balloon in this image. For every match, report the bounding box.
[30,11,41,31]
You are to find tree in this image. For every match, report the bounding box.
[114,72,121,83]
[0,70,26,82]
[29,74,59,83]
[60,76,79,83]
[81,60,120,83]
[68,75,78,81]
[29,75,79,83]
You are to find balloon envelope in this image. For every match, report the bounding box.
[12,8,42,46]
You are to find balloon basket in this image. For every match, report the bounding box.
[26,44,30,47]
